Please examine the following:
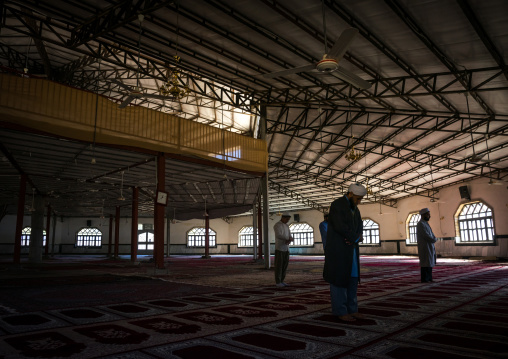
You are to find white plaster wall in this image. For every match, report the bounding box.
[1,178,506,258]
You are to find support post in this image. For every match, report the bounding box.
[29,195,44,263]
[108,214,113,257]
[154,153,166,269]
[44,205,51,257]
[203,211,211,258]
[114,206,120,258]
[252,201,257,260]
[259,105,270,269]
[14,174,27,264]
[131,186,139,263]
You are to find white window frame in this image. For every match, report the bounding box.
[187,227,217,247]
[21,227,47,247]
[406,213,421,245]
[76,227,102,247]
[238,226,256,247]
[361,219,380,245]
[289,222,314,247]
[455,201,495,244]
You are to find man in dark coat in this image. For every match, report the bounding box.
[323,182,366,322]
[417,208,438,282]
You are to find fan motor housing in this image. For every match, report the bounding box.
[317,58,338,72]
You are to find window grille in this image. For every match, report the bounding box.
[138,231,154,250]
[289,223,314,246]
[76,227,102,247]
[187,227,216,247]
[457,202,495,243]
[239,226,257,247]
[362,219,380,245]
[406,213,421,245]
[21,227,47,246]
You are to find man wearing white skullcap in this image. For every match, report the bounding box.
[417,208,438,282]
[273,212,293,287]
[323,182,366,322]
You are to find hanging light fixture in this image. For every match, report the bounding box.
[159,3,190,99]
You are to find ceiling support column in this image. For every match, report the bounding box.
[29,194,44,264]
[108,215,113,257]
[252,201,257,260]
[260,105,270,269]
[257,196,263,260]
[154,153,166,269]
[114,206,120,258]
[44,205,51,257]
[131,186,139,263]
[13,174,27,264]
[202,212,211,259]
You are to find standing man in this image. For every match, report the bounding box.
[319,213,329,249]
[417,208,438,283]
[274,212,293,287]
[323,183,366,322]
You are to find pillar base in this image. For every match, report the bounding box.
[201,255,211,259]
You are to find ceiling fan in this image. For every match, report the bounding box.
[114,14,175,109]
[262,2,371,90]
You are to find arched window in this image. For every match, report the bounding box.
[138,223,154,250]
[187,227,216,247]
[21,227,46,246]
[406,213,421,245]
[362,219,380,245]
[456,202,495,243]
[238,226,256,247]
[138,231,154,250]
[76,227,102,247]
[289,223,314,246]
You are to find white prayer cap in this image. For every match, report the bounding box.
[348,182,367,196]
[281,212,291,217]
[419,208,430,215]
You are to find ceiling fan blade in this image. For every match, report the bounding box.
[111,79,132,92]
[327,28,359,60]
[143,93,173,100]
[263,64,315,78]
[119,96,135,109]
[331,67,371,89]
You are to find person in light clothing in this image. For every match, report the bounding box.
[417,208,438,283]
[273,212,293,287]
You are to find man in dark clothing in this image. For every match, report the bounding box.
[417,208,438,283]
[323,183,366,322]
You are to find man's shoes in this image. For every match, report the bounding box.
[282,282,289,286]
[350,312,366,319]
[337,314,356,322]
[276,283,285,287]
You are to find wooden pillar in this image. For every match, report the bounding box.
[44,205,51,257]
[108,214,113,257]
[154,153,166,269]
[114,206,120,258]
[14,174,27,264]
[131,186,139,262]
[203,211,210,258]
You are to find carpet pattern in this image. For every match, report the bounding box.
[0,256,507,358]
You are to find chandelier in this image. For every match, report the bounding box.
[345,144,362,162]
[159,56,191,99]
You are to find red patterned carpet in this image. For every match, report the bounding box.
[0,255,507,358]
